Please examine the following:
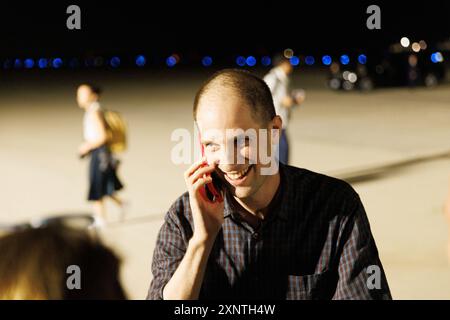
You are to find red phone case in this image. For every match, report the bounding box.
[199,136,223,203]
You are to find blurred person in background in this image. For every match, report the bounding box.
[0,224,126,299]
[263,54,305,165]
[77,84,125,227]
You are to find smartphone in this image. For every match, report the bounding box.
[199,138,224,203]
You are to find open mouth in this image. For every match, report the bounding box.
[224,165,253,182]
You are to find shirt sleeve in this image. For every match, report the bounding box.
[147,209,187,300]
[332,196,392,300]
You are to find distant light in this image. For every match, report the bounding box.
[322,55,332,66]
[348,72,358,83]
[110,56,121,68]
[52,58,63,69]
[340,55,350,65]
[166,55,177,67]
[419,40,427,50]
[400,37,410,48]
[358,54,367,64]
[304,56,314,65]
[290,56,300,66]
[14,59,22,69]
[411,42,420,52]
[431,52,444,63]
[246,56,256,67]
[24,58,34,69]
[343,71,350,80]
[261,56,271,66]
[283,48,294,59]
[236,56,246,67]
[135,55,146,67]
[38,58,48,69]
[202,56,213,67]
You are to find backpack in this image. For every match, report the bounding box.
[102,110,127,153]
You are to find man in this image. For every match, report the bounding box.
[148,69,391,300]
[77,84,125,226]
[263,55,304,165]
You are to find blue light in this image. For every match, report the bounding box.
[38,58,48,69]
[24,58,34,69]
[322,55,332,66]
[14,59,22,69]
[358,54,367,64]
[136,55,146,67]
[52,58,63,69]
[340,55,350,65]
[246,56,257,67]
[166,56,177,67]
[304,56,314,66]
[202,56,213,67]
[261,56,271,66]
[236,56,246,67]
[431,52,443,63]
[110,56,121,68]
[290,56,300,66]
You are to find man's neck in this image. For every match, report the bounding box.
[232,171,280,220]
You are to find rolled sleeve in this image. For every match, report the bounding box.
[147,210,187,300]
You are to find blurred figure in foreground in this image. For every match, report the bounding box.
[0,224,126,299]
[264,54,305,165]
[77,84,126,226]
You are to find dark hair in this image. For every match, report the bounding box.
[82,83,102,96]
[272,54,290,67]
[0,225,126,300]
[193,69,276,125]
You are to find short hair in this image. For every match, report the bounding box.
[273,54,290,67]
[193,69,276,125]
[0,225,126,300]
[81,83,102,96]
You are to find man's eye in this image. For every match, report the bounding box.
[205,144,219,151]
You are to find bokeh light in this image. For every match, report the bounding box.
[322,55,332,66]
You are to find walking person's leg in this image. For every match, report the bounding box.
[279,129,289,165]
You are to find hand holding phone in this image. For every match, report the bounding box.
[184,156,225,243]
[199,144,224,203]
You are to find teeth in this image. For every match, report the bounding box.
[226,166,251,180]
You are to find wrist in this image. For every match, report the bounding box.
[189,232,217,249]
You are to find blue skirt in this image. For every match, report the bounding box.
[88,145,123,201]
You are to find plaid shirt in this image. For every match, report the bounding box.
[148,164,392,300]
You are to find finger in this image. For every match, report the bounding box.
[192,175,212,193]
[184,157,207,179]
[189,164,216,185]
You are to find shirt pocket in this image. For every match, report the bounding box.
[286,270,332,300]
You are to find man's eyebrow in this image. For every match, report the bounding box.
[200,139,216,145]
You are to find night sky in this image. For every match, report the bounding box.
[1,1,449,63]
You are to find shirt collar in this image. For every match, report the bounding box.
[223,163,291,222]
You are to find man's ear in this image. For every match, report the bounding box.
[271,115,282,131]
[270,115,282,143]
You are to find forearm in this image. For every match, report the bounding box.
[162,236,215,300]
[84,137,107,150]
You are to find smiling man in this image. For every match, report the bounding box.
[147,69,391,300]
